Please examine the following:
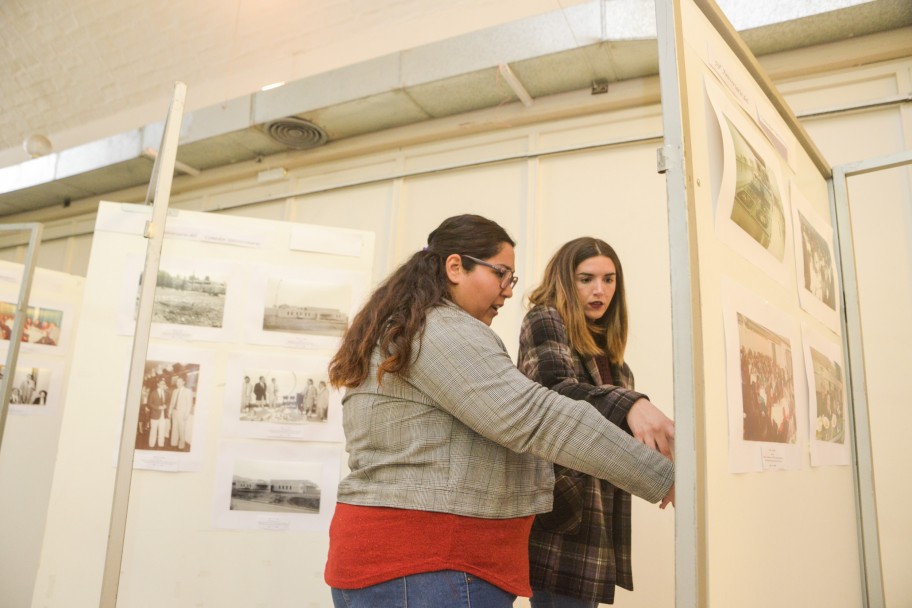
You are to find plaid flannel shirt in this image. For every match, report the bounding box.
[337,301,673,520]
[518,304,645,604]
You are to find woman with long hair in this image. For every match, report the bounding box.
[325,216,674,608]
[519,237,675,607]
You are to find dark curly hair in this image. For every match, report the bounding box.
[329,214,515,388]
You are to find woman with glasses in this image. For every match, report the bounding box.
[325,215,674,608]
[519,237,675,608]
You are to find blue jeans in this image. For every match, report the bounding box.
[331,570,516,608]
[529,588,598,608]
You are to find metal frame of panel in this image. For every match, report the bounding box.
[831,149,912,608]
[0,223,43,450]
[655,1,838,606]
[98,81,187,608]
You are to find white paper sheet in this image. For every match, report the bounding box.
[802,324,850,467]
[0,296,75,354]
[791,183,841,335]
[245,264,366,350]
[705,75,791,286]
[119,344,216,472]
[95,202,268,248]
[211,441,341,532]
[222,351,344,443]
[116,254,243,343]
[1,354,64,417]
[289,224,364,257]
[722,279,807,472]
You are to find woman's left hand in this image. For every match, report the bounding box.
[626,397,675,460]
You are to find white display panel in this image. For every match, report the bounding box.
[0,261,84,608]
[658,1,862,606]
[32,203,373,608]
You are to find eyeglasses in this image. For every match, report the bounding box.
[460,254,519,290]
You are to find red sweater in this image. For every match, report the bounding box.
[325,503,534,597]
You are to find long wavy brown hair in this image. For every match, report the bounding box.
[329,215,515,388]
[527,237,628,363]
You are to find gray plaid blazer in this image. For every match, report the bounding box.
[337,301,673,519]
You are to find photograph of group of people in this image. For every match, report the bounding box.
[709,76,847,470]
[135,360,200,452]
[798,211,837,311]
[737,313,798,445]
[0,302,63,346]
[0,365,50,406]
[241,371,330,424]
[810,346,846,444]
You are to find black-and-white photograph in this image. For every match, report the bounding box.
[798,211,837,310]
[727,118,787,261]
[135,359,201,453]
[261,277,350,337]
[136,264,229,328]
[230,458,322,514]
[811,346,845,444]
[0,302,63,346]
[241,369,331,424]
[0,364,52,406]
[738,312,797,444]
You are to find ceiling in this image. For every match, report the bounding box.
[0,0,910,219]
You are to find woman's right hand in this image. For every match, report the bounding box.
[660,484,675,509]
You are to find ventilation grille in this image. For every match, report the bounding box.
[264,118,328,150]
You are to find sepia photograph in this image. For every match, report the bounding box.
[0,302,63,346]
[803,327,850,467]
[224,352,343,442]
[261,277,350,337]
[136,263,229,328]
[706,77,791,287]
[726,117,787,262]
[798,211,836,310]
[230,458,322,515]
[723,280,806,472]
[241,369,331,424]
[790,186,841,334]
[134,359,201,453]
[737,312,797,445]
[0,364,52,406]
[810,346,845,444]
[212,443,341,532]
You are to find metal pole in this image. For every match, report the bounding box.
[0,223,43,450]
[98,81,187,608]
[655,1,701,606]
